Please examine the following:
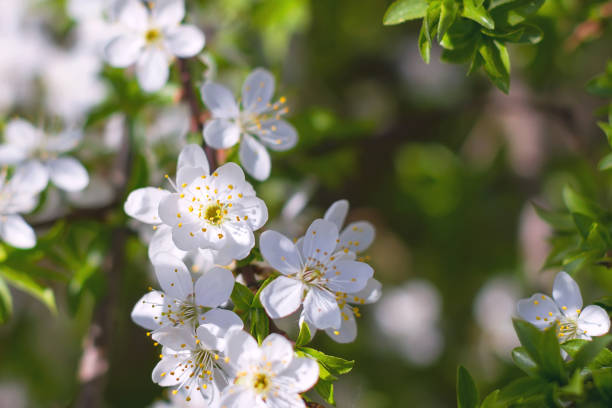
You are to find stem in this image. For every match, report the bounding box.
[177,57,220,168]
[73,118,135,408]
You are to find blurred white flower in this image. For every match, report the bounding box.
[374,280,444,366]
[150,387,207,408]
[131,252,237,333]
[42,50,106,123]
[104,0,205,92]
[146,104,191,146]
[0,162,47,248]
[473,276,520,358]
[259,219,373,331]
[517,271,610,342]
[201,68,298,181]
[221,331,319,408]
[0,119,89,192]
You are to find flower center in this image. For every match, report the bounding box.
[557,317,582,341]
[302,268,323,285]
[252,372,271,393]
[145,28,162,44]
[163,297,206,328]
[204,204,224,225]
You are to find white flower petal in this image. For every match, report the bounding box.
[219,385,256,408]
[260,333,294,372]
[201,83,240,119]
[48,157,89,192]
[301,219,339,265]
[152,0,185,27]
[104,34,144,67]
[339,221,375,253]
[242,68,275,115]
[195,267,235,308]
[117,0,149,32]
[124,187,169,224]
[176,166,204,188]
[552,271,583,319]
[151,252,193,300]
[324,199,349,231]
[131,291,164,330]
[231,196,268,231]
[255,120,297,152]
[260,230,303,275]
[10,161,49,194]
[164,25,205,57]
[152,356,184,386]
[263,392,305,408]
[239,134,271,181]
[225,330,261,367]
[152,325,197,350]
[148,225,186,260]
[260,276,304,319]
[177,144,209,173]
[325,308,357,343]
[0,215,36,249]
[5,118,41,152]
[325,260,373,293]
[136,48,169,92]
[158,193,182,226]
[303,287,341,330]
[517,293,561,329]
[349,278,382,304]
[46,129,82,153]
[578,305,611,337]
[279,356,319,393]
[172,222,208,251]
[0,145,27,165]
[197,309,243,349]
[204,119,241,149]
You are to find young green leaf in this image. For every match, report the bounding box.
[296,321,312,347]
[480,390,500,408]
[438,0,459,41]
[383,0,428,25]
[479,39,510,93]
[570,334,612,372]
[512,319,566,382]
[562,186,603,219]
[231,281,254,311]
[462,0,495,30]
[0,276,12,324]
[512,347,539,377]
[298,347,355,377]
[314,379,335,406]
[593,367,612,402]
[418,23,432,63]
[457,365,479,408]
[0,267,56,315]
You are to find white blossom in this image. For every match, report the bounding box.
[0,119,89,192]
[259,218,374,331]
[220,331,319,408]
[0,162,47,249]
[104,0,205,92]
[124,144,238,268]
[156,154,268,260]
[201,68,297,181]
[131,252,237,333]
[517,271,611,342]
[151,319,241,405]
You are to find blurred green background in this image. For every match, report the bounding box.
[1,0,612,407]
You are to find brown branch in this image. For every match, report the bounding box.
[73,118,134,408]
[177,57,220,168]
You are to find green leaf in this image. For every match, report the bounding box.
[0,267,56,314]
[296,321,312,347]
[456,366,479,408]
[595,297,612,313]
[598,152,612,171]
[572,213,593,239]
[0,276,12,323]
[512,347,539,377]
[559,370,583,397]
[438,0,459,41]
[512,320,566,382]
[599,121,612,148]
[418,22,432,63]
[252,276,274,308]
[314,379,335,406]
[593,367,612,402]
[249,308,270,344]
[479,39,510,93]
[383,0,428,25]
[496,377,551,405]
[570,335,612,372]
[462,0,495,30]
[298,347,355,377]
[563,185,603,219]
[231,282,254,311]
[480,390,500,408]
[532,203,574,231]
[587,72,612,98]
